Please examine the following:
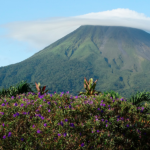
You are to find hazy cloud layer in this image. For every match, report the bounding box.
[0,8,150,52]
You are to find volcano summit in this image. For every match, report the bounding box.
[0,25,150,100]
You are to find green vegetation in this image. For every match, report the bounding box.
[1,25,150,149]
[1,25,150,102]
[0,80,150,149]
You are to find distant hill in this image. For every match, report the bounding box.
[1,25,150,101]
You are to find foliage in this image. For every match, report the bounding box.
[76,77,102,98]
[0,79,150,149]
[35,82,49,96]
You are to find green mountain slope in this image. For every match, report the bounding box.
[1,25,150,100]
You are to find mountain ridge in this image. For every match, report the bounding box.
[1,25,150,100]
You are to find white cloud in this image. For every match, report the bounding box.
[0,8,150,52]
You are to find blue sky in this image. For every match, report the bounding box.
[1,0,150,67]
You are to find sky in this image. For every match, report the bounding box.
[1,0,150,68]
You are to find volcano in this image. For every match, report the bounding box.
[0,25,150,100]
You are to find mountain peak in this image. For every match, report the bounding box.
[1,25,150,99]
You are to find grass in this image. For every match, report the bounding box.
[0,80,150,149]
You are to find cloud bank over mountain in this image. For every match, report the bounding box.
[1,8,150,52]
